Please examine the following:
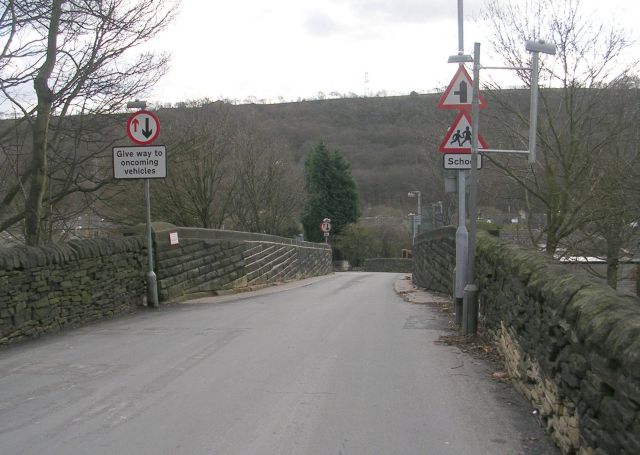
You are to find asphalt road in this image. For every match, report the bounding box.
[0,272,558,455]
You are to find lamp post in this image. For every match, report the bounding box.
[408,191,421,233]
[408,212,416,245]
[462,40,555,335]
[431,201,443,229]
[525,40,557,163]
[444,1,555,333]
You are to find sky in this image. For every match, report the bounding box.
[144,0,640,105]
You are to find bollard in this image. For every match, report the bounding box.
[463,284,478,335]
[147,270,159,308]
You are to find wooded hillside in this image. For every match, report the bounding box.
[156,91,528,221]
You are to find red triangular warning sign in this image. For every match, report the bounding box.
[439,111,488,153]
[438,66,488,110]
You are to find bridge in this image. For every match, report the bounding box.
[0,225,638,454]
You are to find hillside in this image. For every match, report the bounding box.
[0,89,535,245]
[156,91,529,220]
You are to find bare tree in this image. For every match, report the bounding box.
[481,0,639,265]
[578,77,640,287]
[151,101,237,229]
[230,124,303,236]
[0,0,176,245]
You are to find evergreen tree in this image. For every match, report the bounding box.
[302,143,360,242]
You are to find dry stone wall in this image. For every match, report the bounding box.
[412,229,640,455]
[412,226,456,294]
[0,237,147,346]
[153,227,333,302]
[476,233,640,455]
[0,227,333,347]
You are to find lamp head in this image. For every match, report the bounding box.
[525,40,556,55]
[448,53,474,64]
[126,100,147,109]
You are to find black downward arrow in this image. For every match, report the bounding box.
[142,117,153,138]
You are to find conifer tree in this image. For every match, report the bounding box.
[302,143,360,242]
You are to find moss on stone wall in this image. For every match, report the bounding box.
[412,227,456,295]
[476,233,640,455]
[0,228,333,347]
[412,229,640,454]
[0,237,147,345]
[153,226,333,302]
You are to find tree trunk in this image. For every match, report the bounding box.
[24,0,64,246]
[545,222,559,255]
[606,237,621,289]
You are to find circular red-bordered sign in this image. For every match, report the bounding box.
[126,110,161,145]
[320,221,332,233]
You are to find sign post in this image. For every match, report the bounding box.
[439,0,490,327]
[320,218,332,243]
[115,107,165,308]
[443,3,554,334]
[463,42,482,335]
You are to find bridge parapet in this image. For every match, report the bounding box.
[0,237,147,346]
[413,229,640,455]
[412,226,456,294]
[152,226,332,301]
[0,226,332,346]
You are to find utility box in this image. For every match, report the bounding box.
[445,176,457,193]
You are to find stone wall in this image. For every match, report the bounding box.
[560,262,639,297]
[363,258,413,273]
[0,227,333,346]
[0,237,147,346]
[412,229,640,454]
[475,233,640,455]
[153,227,333,302]
[411,226,456,295]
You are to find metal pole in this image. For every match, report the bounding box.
[432,204,436,229]
[417,191,422,233]
[457,0,464,53]
[410,214,416,245]
[528,51,540,164]
[463,42,481,335]
[144,178,159,308]
[453,0,468,324]
[412,214,416,244]
[455,173,467,324]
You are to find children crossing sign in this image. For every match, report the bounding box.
[439,111,488,153]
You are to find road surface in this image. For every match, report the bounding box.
[0,272,558,454]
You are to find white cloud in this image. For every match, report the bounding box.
[304,12,342,37]
[141,0,639,104]
[347,0,484,23]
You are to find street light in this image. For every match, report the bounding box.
[408,191,421,234]
[408,212,417,245]
[447,53,473,64]
[464,39,556,334]
[126,100,147,109]
[525,40,556,163]
[431,201,443,229]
